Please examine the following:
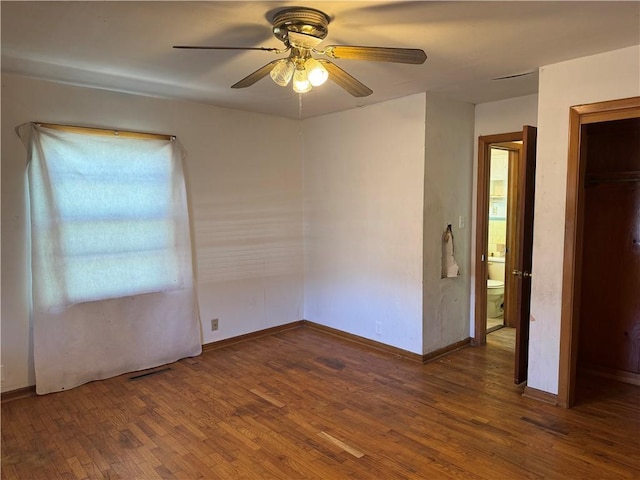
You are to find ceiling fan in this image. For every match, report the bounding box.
[174,7,427,97]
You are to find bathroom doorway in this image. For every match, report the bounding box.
[475,126,537,385]
[486,145,517,333]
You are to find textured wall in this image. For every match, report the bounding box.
[529,45,640,394]
[422,93,475,354]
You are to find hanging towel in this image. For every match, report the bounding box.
[442,224,460,278]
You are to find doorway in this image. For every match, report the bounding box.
[558,97,640,408]
[486,143,521,333]
[475,126,537,385]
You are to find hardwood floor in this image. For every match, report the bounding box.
[2,326,639,479]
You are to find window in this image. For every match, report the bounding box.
[24,124,191,309]
[20,122,200,395]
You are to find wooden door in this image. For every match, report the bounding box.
[513,125,537,384]
[503,146,522,329]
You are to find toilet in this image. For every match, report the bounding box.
[487,257,505,318]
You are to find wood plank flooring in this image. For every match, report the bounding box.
[2,326,639,479]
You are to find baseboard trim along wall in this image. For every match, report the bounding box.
[302,321,425,363]
[303,321,471,365]
[577,365,640,387]
[421,338,472,364]
[1,385,37,404]
[523,385,558,405]
[201,320,306,353]
[2,320,473,401]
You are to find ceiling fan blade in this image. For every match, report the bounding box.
[318,60,373,97]
[323,45,427,64]
[231,60,281,89]
[173,45,284,53]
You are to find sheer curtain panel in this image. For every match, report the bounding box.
[19,123,201,394]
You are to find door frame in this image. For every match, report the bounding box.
[558,96,640,408]
[474,131,523,346]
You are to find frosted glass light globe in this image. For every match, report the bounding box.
[305,58,328,87]
[270,59,295,87]
[293,68,312,93]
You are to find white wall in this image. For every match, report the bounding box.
[302,94,426,354]
[474,94,539,139]
[1,74,303,392]
[529,45,640,394]
[470,94,539,334]
[422,93,475,353]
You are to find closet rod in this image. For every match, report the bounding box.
[586,177,640,185]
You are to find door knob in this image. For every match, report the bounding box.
[512,269,532,278]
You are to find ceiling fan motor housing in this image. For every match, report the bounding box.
[271,7,331,44]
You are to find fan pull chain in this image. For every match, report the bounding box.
[298,93,303,119]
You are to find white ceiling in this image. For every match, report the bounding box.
[2,1,639,119]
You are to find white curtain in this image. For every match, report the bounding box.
[19,123,201,394]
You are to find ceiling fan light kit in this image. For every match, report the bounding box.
[269,54,329,92]
[174,7,427,97]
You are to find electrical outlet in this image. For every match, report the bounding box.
[375,322,382,335]
[211,318,219,331]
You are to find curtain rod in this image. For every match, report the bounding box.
[36,123,174,141]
